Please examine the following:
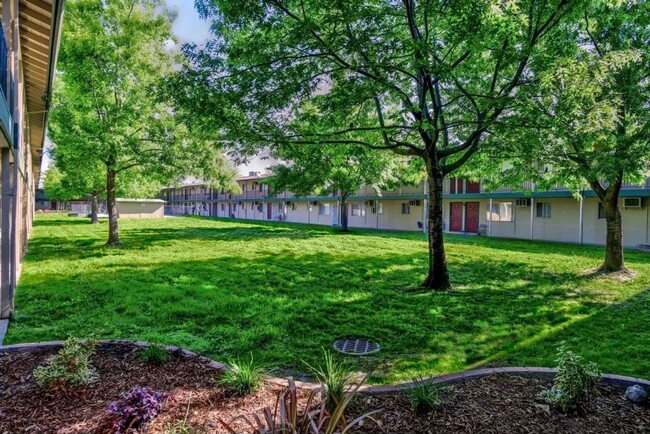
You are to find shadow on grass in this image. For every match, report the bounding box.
[10,246,627,383]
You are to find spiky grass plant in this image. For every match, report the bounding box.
[304,349,353,413]
[218,355,264,396]
[406,376,441,414]
[218,376,381,434]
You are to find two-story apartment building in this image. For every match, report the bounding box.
[161,172,650,248]
[0,0,64,319]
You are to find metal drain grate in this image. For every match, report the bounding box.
[333,338,381,356]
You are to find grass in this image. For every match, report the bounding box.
[6,214,650,384]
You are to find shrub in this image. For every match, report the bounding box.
[105,387,168,433]
[33,337,97,388]
[139,343,171,366]
[406,376,441,414]
[218,376,380,434]
[304,349,353,413]
[218,355,263,396]
[539,342,601,414]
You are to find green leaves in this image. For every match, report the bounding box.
[48,0,237,201]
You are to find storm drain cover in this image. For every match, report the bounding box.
[333,338,381,356]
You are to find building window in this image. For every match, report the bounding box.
[487,202,513,222]
[401,203,411,215]
[292,203,296,211]
[536,202,551,218]
[257,204,263,213]
[598,203,606,219]
[252,181,257,190]
[351,203,365,217]
[378,203,383,214]
[233,204,238,213]
[319,203,331,216]
[221,204,225,211]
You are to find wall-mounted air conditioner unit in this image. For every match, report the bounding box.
[409,200,421,206]
[624,197,642,208]
[515,198,531,207]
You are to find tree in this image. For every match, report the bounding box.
[48,0,237,245]
[47,142,106,223]
[167,0,582,290]
[42,167,67,202]
[267,144,421,231]
[482,1,649,273]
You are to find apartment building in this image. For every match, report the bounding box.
[0,0,65,319]
[161,172,650,248]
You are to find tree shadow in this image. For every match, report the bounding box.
[10,245,637,383]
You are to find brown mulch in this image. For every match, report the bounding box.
[1,347,649,434]
[0,345,303,434]
[350,374,650,434]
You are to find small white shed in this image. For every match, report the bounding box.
[116,199,166,218]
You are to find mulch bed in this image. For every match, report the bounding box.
[1,345,649,433]
[0,345,302,434]
[351,374,650,434]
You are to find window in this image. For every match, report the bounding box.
[487,202,513,222]
[257,204,263,213]
[233,204,238,213]
[378,203,383,214]
[319,203,331,216]
[536,202,551,218]
[351,203,365,217]
[252,181,257,190]
[401,203,411,215]
[251,202,255,210]
[292,203,297,211]
[221,204,225,211]
[598,203,606,219]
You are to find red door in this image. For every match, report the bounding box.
[466,181,480,193]
[450,202,463,232]
[465,202,479,233]
[267,203,272,220]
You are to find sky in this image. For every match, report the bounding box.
[41,1,270,182]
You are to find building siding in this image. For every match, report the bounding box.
[161,176,650,249]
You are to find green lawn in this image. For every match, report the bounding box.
[6,214,650,384]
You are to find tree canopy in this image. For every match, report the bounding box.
[167,0,583,290]
[49,0,237,243]
[476,0,650,272]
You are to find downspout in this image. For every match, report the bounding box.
[530,198,535,240]
[579,194,584,244]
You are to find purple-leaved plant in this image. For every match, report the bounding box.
[106,387,168,433]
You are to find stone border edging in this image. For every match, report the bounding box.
[2,340,649,393]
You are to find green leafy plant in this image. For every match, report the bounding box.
[139,343,171,366]
[218,355,264,396]
[33,337,97,388]
[539,342,601,414]
[406,376,441,414]
[304,349,353,413]
[219,376,380,434]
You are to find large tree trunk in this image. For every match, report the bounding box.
[340,194,349,232]
[106,169,120,246]
[422,166,451,291]
[600,196,625,272]
[90,194,99,224]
